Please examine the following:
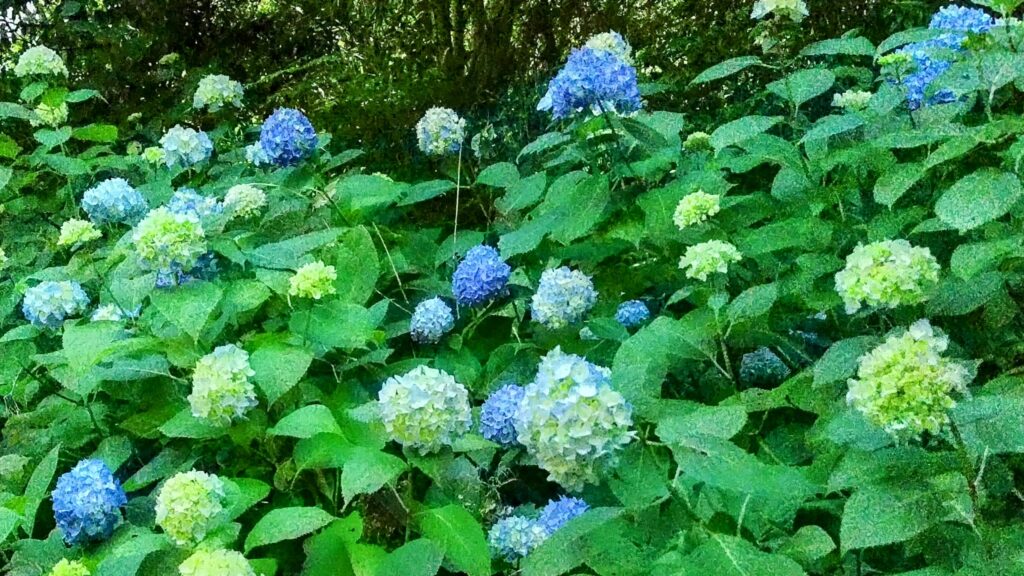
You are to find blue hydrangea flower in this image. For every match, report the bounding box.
[480,384,525,446]
[245,143,271,166]
[930,4,995,46]
[488,516,548,562]
[537,496,589,535]
[22,281,90,330]
[258,108,318,167]
[538,47,642,120]
[615,300,650,328]
[410,297,455,344]
[82,178,149,225]
[167,188,223,220]
[739,347,792,386]
[415,107,466,156]
[160,125,213,168]
[531,267,598,330]
[51,459,127,545]
[452,245,511,307]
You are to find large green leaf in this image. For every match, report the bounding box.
[341,447,406,505]
[150,281,223,341]
[690,56,763,85]
[710,116,782,152]
[23,445,60,534]
[680,533,807,576]
[268,405,341,439]
[250,341,313,406]
[376,539,443,576]
[767,69,836,108]
[935,170,1023,232]
[418,505,491,576]
[245,507,336,552]
[801,36,875,57]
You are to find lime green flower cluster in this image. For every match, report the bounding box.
[0,247,7,270]
[847,319,971,440]
[58,219,101,249]
[142,146,166,165]
[288,261,336,300]
[751,0,809,22]
[673,190,720,230]
[378,366,472,454]
[50,559,89,576]
[31,103,69,128]
[192,74,245,112]
[155,471,225,546]
[834,239,940,314]
[832,90,872,111]
[189,344,257,426]
[132,208,207,273]
[224,185,267,220]
[683,131,712,151]
[678,240,742,281]
[15,46,68,77]
[179,549,255,576]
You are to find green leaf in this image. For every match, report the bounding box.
[40,153,89,176]
[617,116,671,152]
[727,283,778,324]
[680,533,806,576]
[0,507,21,543]
[874,163,925,207]
[245,507,336,553]
[690,56,763,85]
[801,114,863,143]
[269,405,342,439]
[927,272,1003,316]
[476,162,519,188]
[72,123,118,143]
[65,89,100,103]
[950,237,1023,279]
[334,174,407,215]
[248,229,343,269]
[150,281,223,341]
[801,36,875,57]
[767,69,836,108]
[399,180,455,206]
[779,525,836,567]
[0,102,32,120]
[520,508,627,576]
[301,515,362,576]
[710,116,782,152]
[418,505,491,576]
[813,336,879,389]
[158,408,225,439]
[657,404,748,443]
[736,217,832,256]
[952,394,1024,458]
[333,226,379,304]
[289,301,376,350]
[935,170,1023,232]
[496,171,546,214]
[34,127,72,149]
[341,447,406,505]
[250,341,313,406]
[23,444,60,534]
[377,539,444,576]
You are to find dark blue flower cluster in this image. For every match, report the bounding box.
[259,108,318,167]
[537,496,589,534]
[167,188,223,220]
[480,384,525,445]
[739,347,792,386]
[156,252,219,288]
[452,245,511,307]
[52,459,127,545]
[615,300,650,328]
[81,178,148,225]
[537,47,642,120]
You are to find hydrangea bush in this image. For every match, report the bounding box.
[4,6,1024,575]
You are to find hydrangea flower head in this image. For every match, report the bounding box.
[82,178,149,225]
[415,107,466,156]
[739,347,791,386]
[51,459,127,545]
[834,239,940,314]
[15,46,68,77]
[160,125,213,168]
[930,4,995,46]
[244,143,271,167]
[288,261,337,300]
[50,559,90,576]
[678,240,742,281]
[189,344,257,426]
[259,108,318,166]
[91,304,137,323]
[410,297,455,344]
[751,0,809,21]
[537,496,589,534]
[847,319,971,440]
[515,348,634,489]
[584,31,633,65]
[167,188,223,220]
[832,90,873,111]
[132,207,207,274]
[142,146,166,165]
[683,131,712,152]
[23,281,90,330]
[531,267,598,329]
[31,102,69,127]
[193,74,244,112]
[224,185,267,219]
[538,47,642,120]
[488,516,548,562]
[480,384,525,446]
[615,300,650,328]
[58,219,102,249]
[452,245,511,307]
[378,365,472,454]
[673,191,720,229]
[178,549,256,576]
[155,470,225,546]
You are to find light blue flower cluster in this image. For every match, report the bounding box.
[22,281,90,329]
[538,47,642,120]
[537,496,589,534]
[488,515,548,562]
[410,297,455,344]
[193,74,244,112]
[160,125,213,168]
[167,188,224,221]
[91,303,140,323]
[615,300,650,328]
[896,5,994,109]
[259,108,318,166]
[378,366,472,454]
[245,143,271,166]
[531,267,598,330]
[415,107,466,156]
[82,178,149,225]
[51,459,127,545]
[452,245,511,307]
[479,384,525,446]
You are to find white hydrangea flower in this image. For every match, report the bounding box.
[415,107,466,156]
[584,31,634,65]
[751,0,809,21]
[31,103,69,127]
[673,190,720,229]
[193,74,244,112]
[155,471,225,546]
[832,90,873,111]
[378,366,472,454]
[15,45,68,77]
[178,549,256,576]
[188,344,258,426]
[834,239,940,314]
[678,240,742,281]
[223,185,267,220]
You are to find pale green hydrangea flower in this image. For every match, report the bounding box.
[288,261,336,300]
[673,190,720,229]
[223,185,266,220]
[584,31,633,65]
[31,103,69,127]
[847,319,971,440]
[178,549,255,576]
[155,470,225,546]
[193,75,245,112]
[0,247,8,270]
[878,52,913,67]
[678,240,742,281]
[189,344,257,426]
[683,131,712,152]
[142,146,166,165]
[378,365,472,454]
[49,559,89,576]
[751,0,809,21]
[15,46,68,77]
[832,90,872,111]
[132,208,207,273]
[834,239,940,314]
[58,219,101,249]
